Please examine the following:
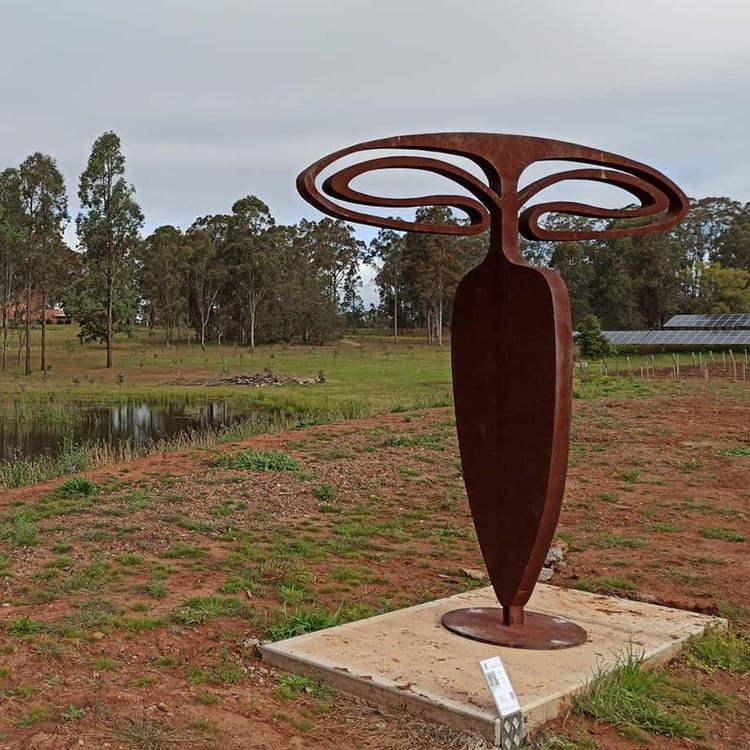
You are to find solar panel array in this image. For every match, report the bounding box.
[603,330,750,347]
[664,314,750,329]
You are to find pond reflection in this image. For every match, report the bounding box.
[0,400,256,461]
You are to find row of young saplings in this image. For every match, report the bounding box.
[581,349,750,381]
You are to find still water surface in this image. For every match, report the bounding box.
[0,400,258,461]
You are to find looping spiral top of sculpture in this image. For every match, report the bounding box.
[297,132,689,247]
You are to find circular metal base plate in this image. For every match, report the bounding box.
[441,607,587,649]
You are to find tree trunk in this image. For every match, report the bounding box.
[1,303,7,372]
[106,273,114,368]
[40,289,47,373]
[437,297,444,347]
[249,305,256,352]
[393,286,398,344]
[24,277,32,375]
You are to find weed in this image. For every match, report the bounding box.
[686,627,750,673]
[268,607,340,640]
[279,582,308,605]
[145,580,168,598]
[650,521,680,533]
[212,449,299,471]
[574,577,636,594]
[117,717,178,748]
[61,704,87,720]
[530,733,597,750]
[313,483,335,502]
[591,534,646,549]
[116,552,143,566]
[195,691,222,705]
[8,615,42,636]
[699,527,745,542]
[717,446,750,457]
[16,705,51,728]
[274,673,332,702]
[56,477,98,496]
[386,434,443,448]
[574,652,725,741]
[2,510,40,546]
[617,468,640,483]
[161,544,207,559]
[174,596,249,625]
[93,655,122,671]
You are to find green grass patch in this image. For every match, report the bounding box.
[574,577,636,594]
[211,449,299,472]
[274,673,332,702]
[55,477,99,497]
[268,607,340,640]
[174,596,250,625]
[574,652,726,741]
[161,544,208,559]
[686,628,750,673]
[698,527,745,543]
[717,446,750,457]
[590,534,646,549]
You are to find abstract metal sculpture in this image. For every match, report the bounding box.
[298,134,688,648]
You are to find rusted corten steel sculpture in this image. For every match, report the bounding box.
[298,133,688,648]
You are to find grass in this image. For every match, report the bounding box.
[574,577,637,594]
[274,673,332,702]
[173,596,251,625]
[686,627,750,673]
[574,651,727,742]
[117,717,179,748]
[268,607,341,640]
[698,527,746,543]
[717,446,750,457]
[211,449,300,472]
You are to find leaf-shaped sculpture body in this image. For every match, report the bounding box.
[297,133,688,647]
[452,254,572,619]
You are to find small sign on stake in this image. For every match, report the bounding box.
[480,656,523,750]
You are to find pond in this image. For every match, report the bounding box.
[0,399,263,462]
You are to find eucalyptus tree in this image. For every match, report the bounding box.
[714,203,750,271]
[185,214,229,349]
[0,168,23,370]
[368,228,405,342]
[401,207,463,346]
[225,196,276,350]
[138,225,189,346]
[671,197,742,310]
[299,218,364,311]
[17,153,68,374]
[77,131,143,368]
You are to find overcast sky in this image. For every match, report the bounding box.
[2,0,749,295]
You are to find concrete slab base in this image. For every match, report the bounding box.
[261,585,724,746]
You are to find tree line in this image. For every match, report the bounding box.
[0,132,365,371]
[2,130,749,373]
[370,199,750,339]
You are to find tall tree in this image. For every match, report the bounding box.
[368,228,405,342]
[299,218,363,311]
[185,214,229,349]
[138,225,189,346]
[0,168,23,371]
[694,263,750,313]
[77,131,143,368]
[671,197,742,310]
[714,203,750,271]
[225,196,276,350]
[17,153,68,375]
[402,208,463,346]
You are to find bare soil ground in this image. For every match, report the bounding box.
[0,380,748,749]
